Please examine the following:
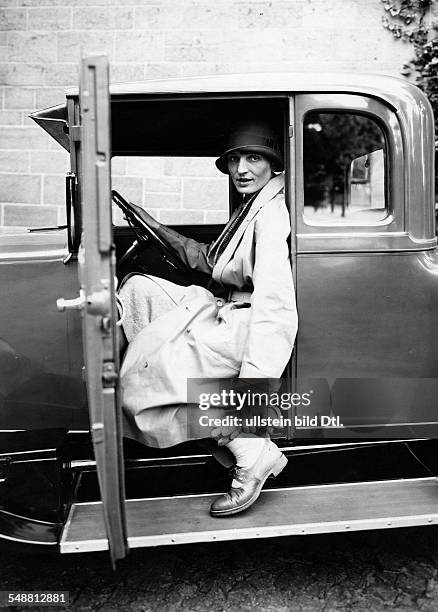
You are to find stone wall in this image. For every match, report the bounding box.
[0,0,414,231]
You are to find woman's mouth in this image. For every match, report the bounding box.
[236,178,252,186]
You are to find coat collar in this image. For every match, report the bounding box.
[211,173,285,280]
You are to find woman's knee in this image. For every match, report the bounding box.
[120,275,160,302]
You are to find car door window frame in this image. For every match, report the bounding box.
[295,93,407,253]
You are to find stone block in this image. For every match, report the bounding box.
[165,40,208,63]
[27,8,72,30]
[58,0,125,5]
[135,4,236,31]
[23,114,38,127]
[73,7,132,30]
[205,209,229,224]
[0,9,26,31]
[43,63,77,87]
[238,2,303,29]
[302,0,382,29]
[111,175,143,204]
[133,5,161,29]
[111,63,145,83]
[0,173,41,203]
[177,61,222,77]
[8,33,57,63]
[58,31,115,62]
[218,29,289,63]
[4,87,35,109]
[31,150,69,173]
[143,62,181,79]
[144,177,181,193]
[43,174,65,205]
[0,63,46,86]
[3,204,57,227]
[183,178,228,209]
[49,138,67,152]
[143,193,181,209]
[164,157,222,178]
[35,87,67,109]
[0,126,49,149]
[20,0,65,5]
[169,28,234,48]
[163,30,233,63]
[126,156,163,177]
[57,205,66,225]
[115,32,163,62]
[0,110,22,125]
[0,150,29,173]
[159,208,203,225]
[111,156,127,175]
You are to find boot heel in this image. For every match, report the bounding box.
[270,453,287,478]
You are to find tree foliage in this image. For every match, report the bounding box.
[381,1,438,196]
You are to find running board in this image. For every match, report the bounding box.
[60,477,438,553]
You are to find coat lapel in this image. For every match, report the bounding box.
[212,173,285,280]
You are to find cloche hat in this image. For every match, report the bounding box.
[215,121,283,174]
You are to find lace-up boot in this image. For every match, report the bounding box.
[210,438,287,516]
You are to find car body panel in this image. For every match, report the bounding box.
[296,249,438,439]
[0,233,85,430]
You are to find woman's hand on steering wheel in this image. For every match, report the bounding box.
[112,190,190,273]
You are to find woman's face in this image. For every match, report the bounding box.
[227,150,272,195]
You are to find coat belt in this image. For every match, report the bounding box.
[228,289,252,303]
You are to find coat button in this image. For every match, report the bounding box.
[144,361,148,368]
[186,328,191,333]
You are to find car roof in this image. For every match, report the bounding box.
[64,71,420,108]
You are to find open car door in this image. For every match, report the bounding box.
[78,55,128,564]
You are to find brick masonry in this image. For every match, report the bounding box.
[0,0,415,230]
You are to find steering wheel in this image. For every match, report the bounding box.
[112,190,191,273]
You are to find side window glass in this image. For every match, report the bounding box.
[303,112,387,225]
[111,156,229,226]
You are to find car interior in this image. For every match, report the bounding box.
[110,95,289,288]
[70,96,292,501]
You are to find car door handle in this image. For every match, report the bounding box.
[57,292,85,312]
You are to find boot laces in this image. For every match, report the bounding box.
[230,465,248,489]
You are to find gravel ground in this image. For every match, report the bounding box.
[2,527,438,611]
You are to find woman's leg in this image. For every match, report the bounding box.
[119,274,188,341]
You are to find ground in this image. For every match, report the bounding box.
[2,526,438,611]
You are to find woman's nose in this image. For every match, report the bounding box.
[237,157,248,173]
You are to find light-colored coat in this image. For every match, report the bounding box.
[120,173,298,447]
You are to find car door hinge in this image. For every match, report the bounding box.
[91,423,104,444]
[288,125,294,138]
[70,125,81,142]
[102,361,118,386]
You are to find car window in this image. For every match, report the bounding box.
[111,156,229,226]
[303,112,387,226]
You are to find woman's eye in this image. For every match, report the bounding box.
[249,155,261,162]
[228,156,238,163]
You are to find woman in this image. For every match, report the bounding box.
[119,121,298,516]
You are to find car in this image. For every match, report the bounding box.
[1,55,438,566]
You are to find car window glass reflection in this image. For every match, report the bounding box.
[303,112,387,226]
